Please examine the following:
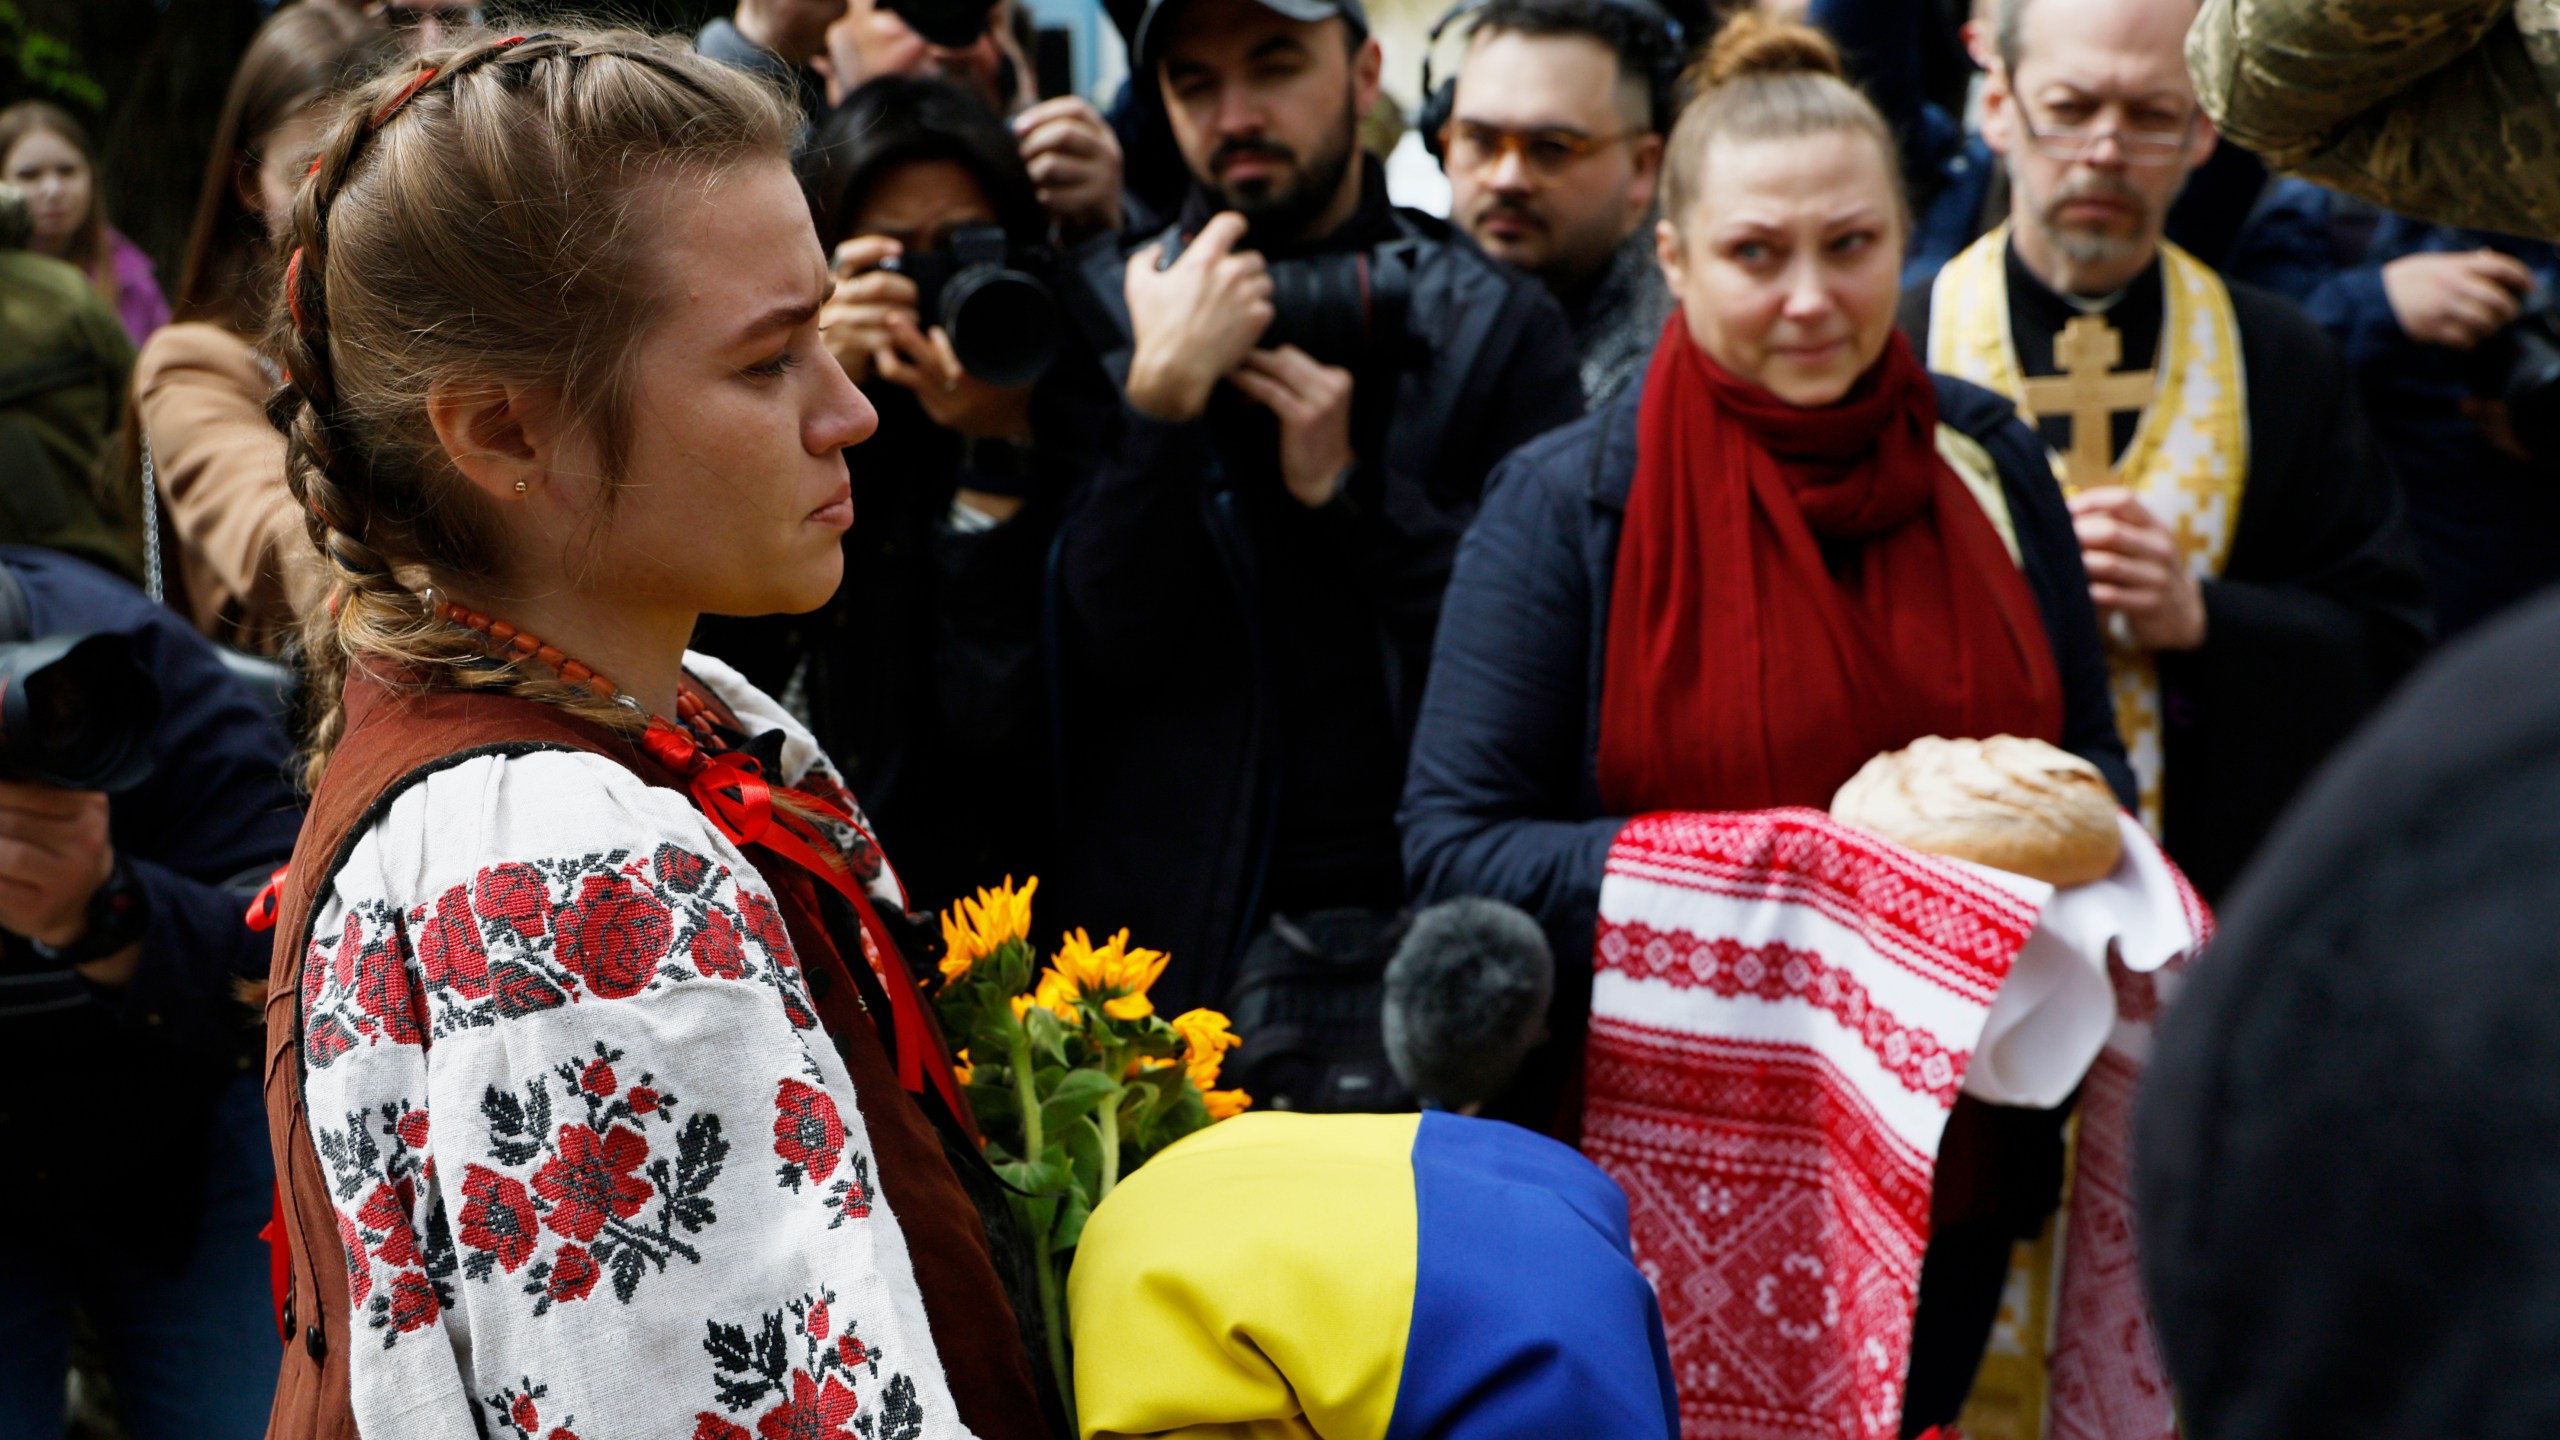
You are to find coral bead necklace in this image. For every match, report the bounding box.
[437,599,720,745]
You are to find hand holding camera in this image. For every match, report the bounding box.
[825,236,921,385]
[875,309,1037,441]
[1014,96,1125,239]
[1125,212,1276,423]
[2383,249,2534,351]
[0,782,119,963]
[1229,346,1356,508]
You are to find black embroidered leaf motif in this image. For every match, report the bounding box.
[464,1250,497,1283]
[317,1109,383,1202]
[704,1310,790,1411]
[607,1242,646,1304]
[670,1112,728,1233]
[491,960,566,1018]
[878,1374,924,1440]
[482,1079,551,1168]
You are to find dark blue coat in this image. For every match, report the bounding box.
[0,547,302,1247]
[1399,368,2135,982]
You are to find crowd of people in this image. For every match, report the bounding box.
[0,0,2554,1434]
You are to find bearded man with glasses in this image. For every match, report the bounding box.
[1440,0,1676,405]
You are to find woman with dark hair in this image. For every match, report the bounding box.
[134,3,389,654]
[696,74,1108,917]
[0,100,168,345]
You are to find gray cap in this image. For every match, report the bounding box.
[1133,0,1370,74]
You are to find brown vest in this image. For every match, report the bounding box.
[259,669,1047,1439]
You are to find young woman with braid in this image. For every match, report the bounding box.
[256,27,1049,1440]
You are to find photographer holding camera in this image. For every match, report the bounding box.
[2232,180,2560,637]
[696,74,1111,914]
[819,0,1130,238]
[1049,0,1582,1018]
[0,546,301,1437]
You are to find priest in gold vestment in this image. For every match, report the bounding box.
[1900,0,2431,907]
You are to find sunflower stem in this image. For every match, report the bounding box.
[1096,1077,1125,1200]
[1008,1023,1043,1161]
[1033,1222,1074,1414]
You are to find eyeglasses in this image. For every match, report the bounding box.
[1440,120,1641,180]
[2013,100,2199,167]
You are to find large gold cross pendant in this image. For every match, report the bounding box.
[2018,314,2156,494]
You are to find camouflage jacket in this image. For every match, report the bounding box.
[2189,0,2560,240]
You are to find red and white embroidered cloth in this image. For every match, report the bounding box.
[297,655,979,1440]
[1581,807,2205,1440]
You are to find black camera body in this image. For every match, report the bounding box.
[0,631,159,792]
[882,224,1063,389]
[2470,290,2560,463]
[1157,232,1417,373]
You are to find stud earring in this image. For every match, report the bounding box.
[514,481,527,495]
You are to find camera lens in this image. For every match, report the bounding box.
[0,633,158,792]
[941,266,1062,389]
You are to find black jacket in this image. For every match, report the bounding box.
[1399,365,2134,1024]
[695,357,1113,917]
[0,547,301,1250]
[1052,164,1585,1011]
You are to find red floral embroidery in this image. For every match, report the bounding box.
[547,1245,599,1303]
[773,1072,872,1229]
[698,1289,920,1440]
[465,1042,728,1315]
[475,863,551,940]
[773,1080,843,1184]
[418,884,492,1000]
[487,1378,581,1440]
[556,873,674,1000]
[533,1123,652,1243]
[691,909,749,979]
[387,1272,441,1333]
[460,1165,540,1274]
[314,1102,454,1347]
[737,891,792,965]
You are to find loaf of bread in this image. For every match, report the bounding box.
[1830,736,2123,888]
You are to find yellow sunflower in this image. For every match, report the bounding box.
[939,876,1038,983]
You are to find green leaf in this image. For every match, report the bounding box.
[994,1157,1068,1196]
[1050,1186,1093,1253]
[1038,1068,1120,1135]
[1063,1112,1105,1195]
[1025,1006,1070,1066]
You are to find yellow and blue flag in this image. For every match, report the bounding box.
[1068,1109,1679,1440]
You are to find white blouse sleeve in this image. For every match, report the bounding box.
[295,748,975,1440]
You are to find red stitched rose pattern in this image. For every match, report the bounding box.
[486,1377,583,1440]
[774,1072,873,1230]
[313,1100,454,1347]
[305,846,824,1076]
[461,1040,729,1316]
[696,1288,924,1440]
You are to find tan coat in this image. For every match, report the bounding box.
[135,321,323,654]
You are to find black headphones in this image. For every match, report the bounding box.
[1416,0,1687,163]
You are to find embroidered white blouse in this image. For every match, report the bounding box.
[295,655,973,1440]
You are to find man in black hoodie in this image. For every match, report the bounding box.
[1054,0,1582,1014]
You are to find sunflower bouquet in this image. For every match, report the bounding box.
[931,877,1249,1408]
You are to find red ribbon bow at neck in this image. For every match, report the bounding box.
[638,721,962,1123]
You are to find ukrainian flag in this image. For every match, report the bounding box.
[1068,1109,1679,1439]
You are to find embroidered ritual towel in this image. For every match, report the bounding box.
[1581,808,2206,1440]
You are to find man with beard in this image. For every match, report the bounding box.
[1053,0,1581,1016]
[1440,0,1678,406]
[1898,0,2431,905]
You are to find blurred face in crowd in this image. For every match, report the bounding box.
[822,0,1014,111]
[367,1,480,49]
[741,0,854,66]
[1983,0,2212,296]
[1446,29,1660,293]
[247,103,330,241]
[2,126,90,258]
[1657,127,1905,407]
[853,157,999,249]
[1157,0,1383,244]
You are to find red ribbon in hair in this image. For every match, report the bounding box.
[637,722,963,1123]
[282,248,308,335]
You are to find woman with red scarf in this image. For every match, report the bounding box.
[1399,16,2131,1433]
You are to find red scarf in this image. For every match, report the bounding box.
[1596,316,2063,814]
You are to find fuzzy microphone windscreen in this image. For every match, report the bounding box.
[1383,897,1555,1111]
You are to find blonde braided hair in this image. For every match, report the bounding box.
[268,27,795,790]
